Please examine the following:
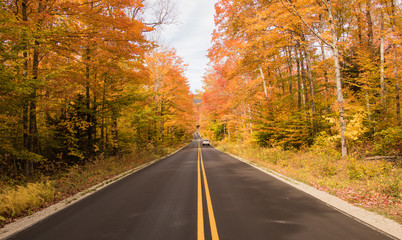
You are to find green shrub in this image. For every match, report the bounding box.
[311,132,340,158]
[347,159,365,180]
[374,126,402,155]
[320,164,337,176]
[380,178,400,198]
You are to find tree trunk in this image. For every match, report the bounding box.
[26,37,41,176]
[299,51,309,107]
[305,51,316,114]
[305,51,317,135]
[356,4,363,46]
[85,48,93,157]
[160,101,165,143]
[320,32,331,112]
[25,0,43,176]
[259,66,269,102]
[396,73,401,125]
[21,0,32,177]
[379,5,386,111]
[328,4,347,157]
[366,0,374,52]
[30,39,40,154]
[277,67,285,94]
[296,52,302,109]
[100,116,105,151]
[101,76,106,151]
[23,104,29,150]
[111,110,118,155]
[242,109,246,137]
[286,46,293,94]
[299,49,308,121]
[92,74,97,149]
[248,105,253,134]
[365,87,371,120]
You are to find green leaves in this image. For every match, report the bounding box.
[11,149,46,163]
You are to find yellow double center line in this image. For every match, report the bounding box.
[197,141,219,240]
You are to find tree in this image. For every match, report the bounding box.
[144,48,196,146]
[0,0,189,180]
[282,0,348,156]
[202,0,401,156]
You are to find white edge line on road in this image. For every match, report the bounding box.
[0,142,192,240]
[214,147,402,240]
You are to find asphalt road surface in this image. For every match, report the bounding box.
[8,137,394,240]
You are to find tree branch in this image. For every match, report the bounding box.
[280,0,334,48]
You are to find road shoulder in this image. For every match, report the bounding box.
[215,148,402,240]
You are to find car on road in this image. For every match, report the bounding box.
[202,139,210,146]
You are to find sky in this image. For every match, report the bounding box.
[156,0,217,93]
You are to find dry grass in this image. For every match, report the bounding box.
[216,141,401,223]
[0,182,55,222]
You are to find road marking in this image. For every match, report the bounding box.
[197,143,204,240]
[200,146,220,240]
[197,141,219,240]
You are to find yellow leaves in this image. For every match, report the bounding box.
[60,116,91,132]
[345,111,369,141]
[328,105,370,142]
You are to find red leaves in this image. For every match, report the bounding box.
[312,183,401,220]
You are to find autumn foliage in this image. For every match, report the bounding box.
[201,0,401,157]
[0,0,195,182]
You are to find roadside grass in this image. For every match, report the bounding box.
[0,182,55,223]
[215,141,401,224]
[0,143,188,227]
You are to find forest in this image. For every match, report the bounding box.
[0,0,195,183]
[197,0,401,222]
[200,0,401,157]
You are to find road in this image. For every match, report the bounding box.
[7,137,394,240]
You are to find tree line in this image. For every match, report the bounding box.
[201,0,401,156]
[0,0,195,182]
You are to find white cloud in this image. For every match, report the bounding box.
[159,0,216,93]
